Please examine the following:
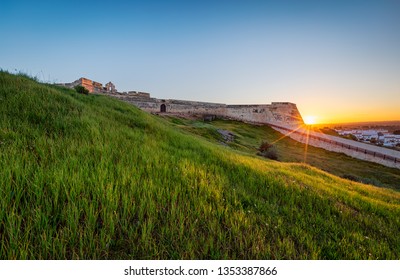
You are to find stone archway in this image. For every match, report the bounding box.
[105,82,116,93]
[160,104,166,113]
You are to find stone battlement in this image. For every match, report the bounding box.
[57,78,117,94]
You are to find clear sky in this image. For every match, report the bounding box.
[1,0,399,123]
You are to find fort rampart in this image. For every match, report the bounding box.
[59,77,303,127]
[113,94,304,127]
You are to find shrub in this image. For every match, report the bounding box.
[360,177,383,187]
[342,174,360,182]
[259,141,273,152]
[342,174,383,187]
[258,141,279,160]
[74,85,89,95]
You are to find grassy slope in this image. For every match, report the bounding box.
[0,72,399,259]
[164,118,400,190]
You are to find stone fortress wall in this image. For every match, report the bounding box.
[113,94,304,127]
[58,77,303,127]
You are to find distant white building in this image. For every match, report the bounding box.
[361,130,379,141]
[383,135,400,147]
[336,128,399,147]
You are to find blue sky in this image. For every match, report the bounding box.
[1,0,399,123]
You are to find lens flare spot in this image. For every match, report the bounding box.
[304,116,317,125]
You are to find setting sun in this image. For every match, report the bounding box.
[304,116,317,125]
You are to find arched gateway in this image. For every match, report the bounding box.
[160,104,166,113]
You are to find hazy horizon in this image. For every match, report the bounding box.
[1,0,399,124]
[315,120,400,126]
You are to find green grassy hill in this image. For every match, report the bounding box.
[1,71,399,259]
[162,117,400,190]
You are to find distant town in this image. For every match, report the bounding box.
[337,129,400,147]
[319,122,400,149]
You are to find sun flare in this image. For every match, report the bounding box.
[304,115,317,125]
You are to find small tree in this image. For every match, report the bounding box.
[74,85,89,95]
